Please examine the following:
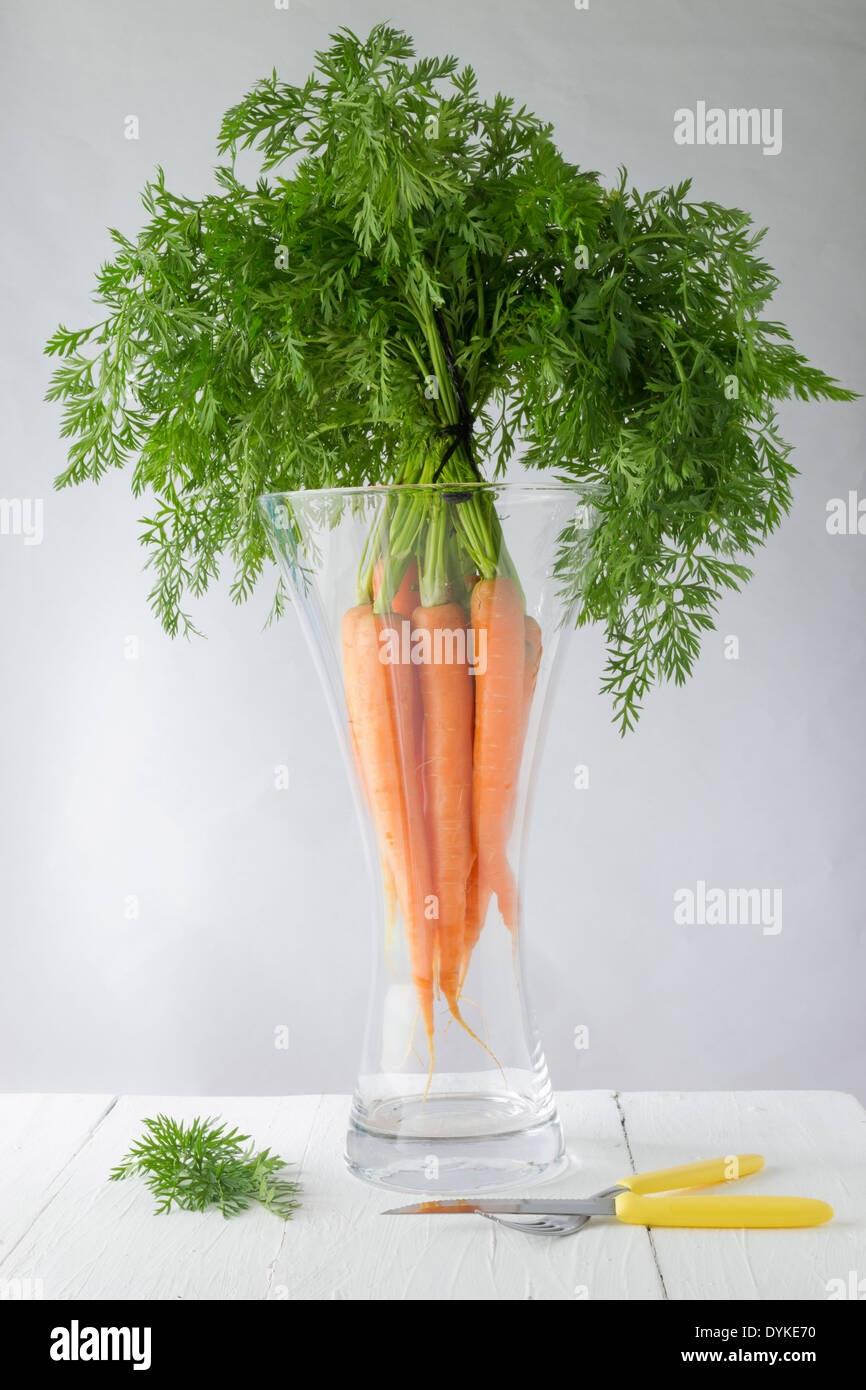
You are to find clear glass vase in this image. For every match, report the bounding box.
[259,482,591,1194]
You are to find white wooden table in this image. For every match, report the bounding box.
[1,1091,863,1301]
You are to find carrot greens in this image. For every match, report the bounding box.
[109,1115,300,1220]
[45,23,855,730]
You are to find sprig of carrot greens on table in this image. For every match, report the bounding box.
[109,1115,300,1220]
[46,25,855,1070]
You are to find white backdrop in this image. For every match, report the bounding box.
[1,0,864,1099]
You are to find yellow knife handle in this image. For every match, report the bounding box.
[617,1154,764,1195]
[614,1193,833,1228]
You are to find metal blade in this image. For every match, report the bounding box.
[383,1196,617,1217]
[382,1200,504,1215]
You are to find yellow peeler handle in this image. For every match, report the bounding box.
[614,1192,833,1229]
[617,1154,764,1195]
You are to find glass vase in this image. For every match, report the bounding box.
[259,482,591,1194]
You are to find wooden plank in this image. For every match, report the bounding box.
[618,1090,866,1301]
[0,1093,116,1269]
[268,1091,663,1300]
[8,1091,859,1300]
[0,1095,321,1300]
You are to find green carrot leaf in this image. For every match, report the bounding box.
[46,23,857,728]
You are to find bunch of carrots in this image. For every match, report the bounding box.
[342,504,541,1081]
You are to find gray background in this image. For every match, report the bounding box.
[1,0,864,1099]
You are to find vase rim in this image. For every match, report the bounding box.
[260,481,585,504]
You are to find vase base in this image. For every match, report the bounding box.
[345,1093,567,1195]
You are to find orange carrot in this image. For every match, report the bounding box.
[373,556,425,811]
[462,861,486,982]
[349,719,399,969]
[462,606,542,978]
[382,856,398,975]
[412,601,475,1018]
[468,578,526,939]
[342,604,435,1068]
[373,556,419,619]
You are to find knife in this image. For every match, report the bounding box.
[384,1194,832,1227]
[382,1154,833,1228]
